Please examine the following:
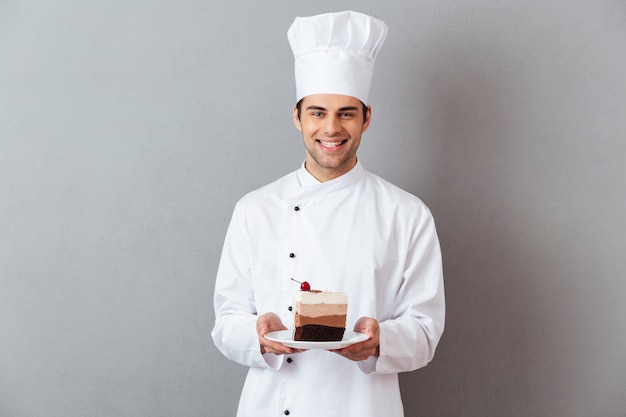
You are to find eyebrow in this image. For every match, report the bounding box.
[305,105,360,112]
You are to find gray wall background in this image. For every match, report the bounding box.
[1,1,625,416]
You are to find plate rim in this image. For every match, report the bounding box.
[264,329,368,349]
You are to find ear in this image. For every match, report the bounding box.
[293,104,302,132]
[362,105,372,133]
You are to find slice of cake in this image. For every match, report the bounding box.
[293,290,347,342]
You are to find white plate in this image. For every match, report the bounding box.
[264,330,369,350]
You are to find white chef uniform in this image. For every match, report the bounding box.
[212,161,445,417]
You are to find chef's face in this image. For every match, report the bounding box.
[293,94,371,182]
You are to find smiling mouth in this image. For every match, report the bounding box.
[317,139,347,148]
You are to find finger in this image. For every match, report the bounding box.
[331,339,377,359]
[261,335,304,355]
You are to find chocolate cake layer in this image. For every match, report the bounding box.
[294,325,346,342]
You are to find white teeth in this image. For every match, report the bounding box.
[320,140,343,147]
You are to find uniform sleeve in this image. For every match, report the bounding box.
[211,203,283,370]
[359,206,445,375]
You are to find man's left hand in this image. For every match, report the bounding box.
[331,316,380,361]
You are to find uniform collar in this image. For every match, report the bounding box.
[296,160,365,191]
[297,161,321,187]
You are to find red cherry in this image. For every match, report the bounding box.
[291,278,311,291]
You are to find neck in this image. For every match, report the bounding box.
[304,158,357,182]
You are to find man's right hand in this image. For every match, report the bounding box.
[257,312,299,355]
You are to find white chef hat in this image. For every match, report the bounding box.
[287,10,388,105]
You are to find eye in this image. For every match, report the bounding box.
[340,112,354,118]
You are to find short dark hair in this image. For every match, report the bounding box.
[295,98,369,122]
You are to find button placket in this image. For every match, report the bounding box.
[284,201,300,320]
[282,202,302,417]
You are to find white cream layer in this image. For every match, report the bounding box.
[293,291,348,317]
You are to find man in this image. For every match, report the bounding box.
[212,10,445,417]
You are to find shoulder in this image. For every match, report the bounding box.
[234,170,298,212]
[362,170,430,211]
[360,170,439,241]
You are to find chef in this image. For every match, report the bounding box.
[211,10,445,417]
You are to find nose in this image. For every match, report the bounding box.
[324,115,341,135]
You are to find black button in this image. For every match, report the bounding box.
[286,357,293,363]
[294,206,300,211]
[289,253,295,258]
[284,410,290,415]
[288,306,292,311]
